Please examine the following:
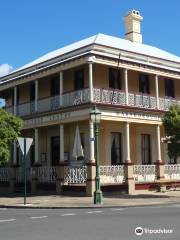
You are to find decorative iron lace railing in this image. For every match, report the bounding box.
[15,167,31,183]
[64,166,87,184]
[164,164,180,180]
[133,165,156,183]
[37,167,57,183]
[159,98,180,111]
[63,89,90,107]
[99,165,125,184]
[0,167,9,182]
[16,102,35,116]
[93,88,126,105]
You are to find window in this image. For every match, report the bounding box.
[141,134,151,164]
[139,74,150,94]
[51,136,60,166]
[74,69,84,90]
[51,76,60,96]
[165,79,175,98]
[111,133,122,165]
[109,68,121,90]
[30,83,35,101]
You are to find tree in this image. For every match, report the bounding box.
[163,104,180,161]
[0,108,22,165]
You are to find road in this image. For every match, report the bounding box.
[0,204,180,240]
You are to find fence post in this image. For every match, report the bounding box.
[125,163,135,195]
[56,163,67,194]
[86,162,96,197]
[155,161,165,192]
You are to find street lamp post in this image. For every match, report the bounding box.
[90,106,103,204]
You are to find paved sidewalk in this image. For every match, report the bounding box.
[0,190,180,208]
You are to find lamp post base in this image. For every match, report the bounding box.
[94,190,103,204]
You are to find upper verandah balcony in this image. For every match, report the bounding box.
[2,63,180,117]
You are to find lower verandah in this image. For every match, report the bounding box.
[1,120,180,193]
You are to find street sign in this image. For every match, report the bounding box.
[90,137,95,142]
[17,137,33,156]
[17,137,33,205]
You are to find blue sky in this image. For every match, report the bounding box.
[0,0,180,73]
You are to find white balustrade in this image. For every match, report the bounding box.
[37,167,56,183]
[133,165,156,183]
[164,164,180,180]
[99,165,125,184]
[64,166,87,184]
[0,168,9,182]
[62,89,90,107]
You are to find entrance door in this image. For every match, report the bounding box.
[51,137,60,166]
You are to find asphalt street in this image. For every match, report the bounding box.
[0,204,180,240]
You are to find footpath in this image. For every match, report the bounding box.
[0,190,180,209]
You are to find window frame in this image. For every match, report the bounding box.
[74,69,84,91]
[139,74,150,94]
[141,134,151,165]
[165,78,175,98]
[109,68,121,90]
[111,132,122,165]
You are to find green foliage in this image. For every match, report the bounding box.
[163,105,180,159]
[0,108,22,165]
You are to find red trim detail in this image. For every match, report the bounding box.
[86,161,96,166]
[154,161,165,165]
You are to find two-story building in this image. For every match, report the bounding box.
[1,10,180,196]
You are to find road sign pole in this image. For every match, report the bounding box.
[17,137,33,205]
[24,138,27,205]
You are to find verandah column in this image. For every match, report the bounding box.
[59,71,63,106]
[155,125,165,183]
[60,124,64,162]
[86,120,96,197]
[34,128,39,164]
[56,124,65,194]
[13,86,17,115]
[124,68,129,105]
[155,75,159,109]
[35,80,38,112]
[88,59,93,103]
[124,122,135,194]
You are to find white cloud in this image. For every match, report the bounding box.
[0,64,13,77]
